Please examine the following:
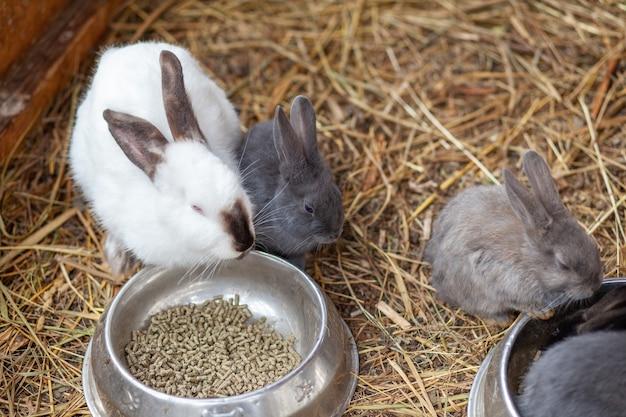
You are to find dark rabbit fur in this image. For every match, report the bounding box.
[576,286,626,334]
[425,150,602,322]
[519,331,626,417]
[237,96,344,267]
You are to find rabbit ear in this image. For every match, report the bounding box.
[273,105,304,174]
[103,109,168,180]
[503,168,552,231]
[159,50,207,145]
[523,150,566,215]
[289,96,318,159]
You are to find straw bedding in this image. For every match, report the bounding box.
[1,1,626,416]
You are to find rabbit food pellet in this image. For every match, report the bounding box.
[125,295,301,398]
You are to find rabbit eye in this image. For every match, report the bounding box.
[557,259,570,271]
[304,202,314,215]
[192,204,204,215]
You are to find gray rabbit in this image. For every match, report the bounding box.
[424,150,602,322]
[518,330,626,417]
[237,96,344,268]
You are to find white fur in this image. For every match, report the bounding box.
[69,42,252,268]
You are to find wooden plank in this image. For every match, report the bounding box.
[0,0,123,161]
[0,0,70,77]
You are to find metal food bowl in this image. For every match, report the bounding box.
[468,278,626,417]
[82,251,359,417]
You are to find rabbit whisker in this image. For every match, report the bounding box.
[178,260,203,285]
[253,207,285,225]
[254,182,290,221]
[254,210,298,226]
[291,236,314,254]
[202,261,217,281]
[240,159,261,182]
[253,202,299,225]
[255,241,269,252]
[542,293,569,311]
[198,258,219,282]
[237,132,252,170]
[253,214,281,227]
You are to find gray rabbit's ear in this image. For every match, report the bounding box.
[103,109,168,180]
[159,50,207,145]
[273,105,304,173]
[523,150,566,215]
[289,96,318,159]
[503,168,552,231]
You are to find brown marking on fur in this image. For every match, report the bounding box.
[159,50,206,143]
[103,109,167,180]
[221,199,254,253]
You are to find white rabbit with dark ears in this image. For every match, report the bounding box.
[70,43,254,274]
[424,150,602,322]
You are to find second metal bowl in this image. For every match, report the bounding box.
[82,251,359,417]
[468,278,626,417]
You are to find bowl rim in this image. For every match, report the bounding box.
[497,315,527,417]
[497,277,626,417]
[103,250,330,404]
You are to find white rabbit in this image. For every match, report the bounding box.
[69,43,254,274]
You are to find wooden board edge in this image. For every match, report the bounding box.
[0,0,124,163]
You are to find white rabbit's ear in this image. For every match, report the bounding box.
[159,50,207,145]
[523,150,566,215]
[503,168,552,231]
[289,95,318,160]
[103,109,168,180]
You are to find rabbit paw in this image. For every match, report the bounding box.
[104,235,132,276]
[482,313,516,327]
[528,308,556,321]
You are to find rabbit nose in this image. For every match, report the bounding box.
[232,227,255,254]
[237,246,254,260]
[221,199,255,254]
[233,231,254,253]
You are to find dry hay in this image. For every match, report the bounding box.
[2,1,626,416]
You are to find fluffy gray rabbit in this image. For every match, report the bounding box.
[237,96,344,268]
[518,330,626,417]
[424,150,602,322]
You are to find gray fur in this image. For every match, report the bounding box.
[424,150,602,322]
[577,287,626,334]
[519,331,626,417]
[237,96,344,260]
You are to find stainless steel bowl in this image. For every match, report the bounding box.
[82,251,359,417]
[468,278,626,417]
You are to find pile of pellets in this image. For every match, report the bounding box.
[125,295,301,398]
